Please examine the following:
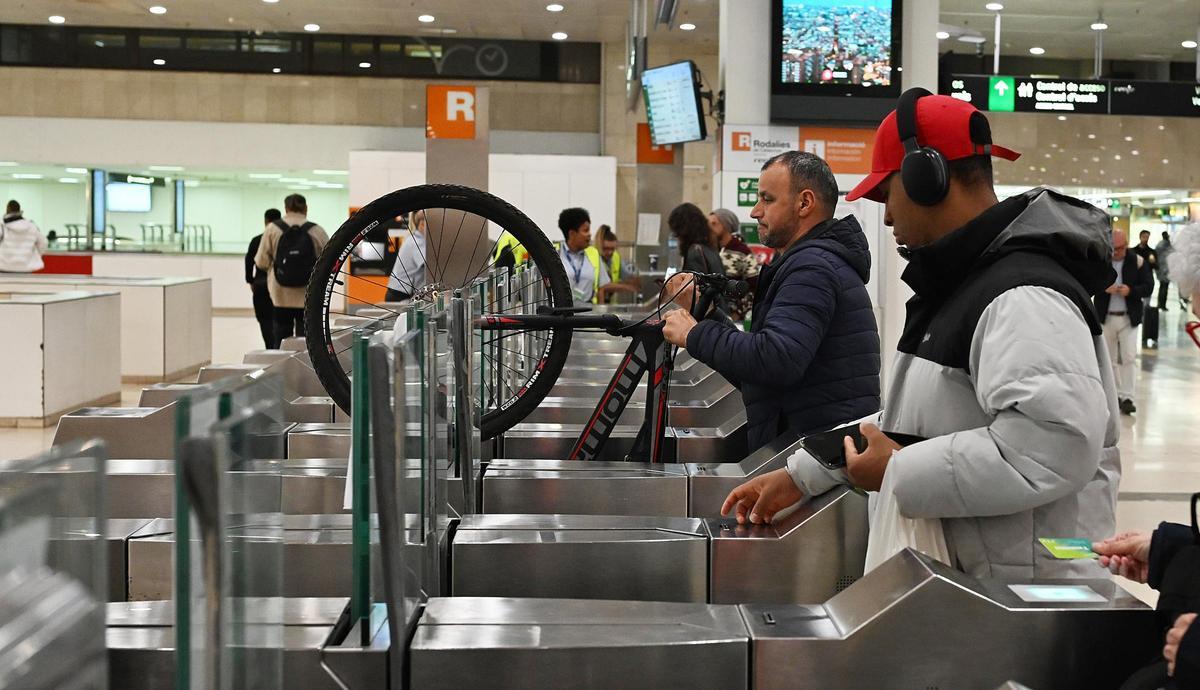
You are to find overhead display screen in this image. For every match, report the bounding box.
[641,60,707,146]
[106,182,152,213]
[779,0,895,88]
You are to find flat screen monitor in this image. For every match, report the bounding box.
[641,60,707,146]
[771,0,902,123]
[106,182,152,213]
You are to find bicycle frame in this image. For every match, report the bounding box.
[476,311,671,462]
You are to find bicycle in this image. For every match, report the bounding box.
[305,184,744,461]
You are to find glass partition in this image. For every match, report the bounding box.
[174,372,285,690]
[0,441,108,688]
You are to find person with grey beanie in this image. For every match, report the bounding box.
[708,208,752,255]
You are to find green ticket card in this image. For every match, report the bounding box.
[1039,538,1097,560]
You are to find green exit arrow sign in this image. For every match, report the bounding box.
[988,76,1015,112]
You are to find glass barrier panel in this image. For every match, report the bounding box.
[0,441,108,688]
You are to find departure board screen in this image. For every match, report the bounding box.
[779,0,895,88]
[641,61,707,146]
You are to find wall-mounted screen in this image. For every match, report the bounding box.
[771,0,902,123]
[106,182,152,213]
[641,60,707,146]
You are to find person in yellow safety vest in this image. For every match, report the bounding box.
[493,231,529,269]
[595,224,639,304]
[554,207,609,304]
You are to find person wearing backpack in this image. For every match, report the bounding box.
[0,200,49,273]
[254,194,329,346]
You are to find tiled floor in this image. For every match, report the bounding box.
[1,308,1198,601]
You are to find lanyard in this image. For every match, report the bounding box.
[562,246,585,284]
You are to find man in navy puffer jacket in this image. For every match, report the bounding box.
[662,151,881,452]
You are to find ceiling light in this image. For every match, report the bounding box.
[149,6,167,15]
[272,67,281,73]
[680,23,696,31]
[1114,155,1121,160]
[1158,125,1165,130]
[312,169,348,175]
[1057,115,1067,121]
[1029,47,1045,55]
[1090,21,1108,31]
[1131,150,1139,156]
[418,14,435,23]
[184,180,199,187]
[936,31,950,40]
[552,31,569,40]
[149,165,183,171]
[985,2,1004,10]
[1162,158,1170,164]
[0,162,17,167]
[1087,133,1096,139]
[153,59,166,66]
[65,167,87,174]
[358,62,371,68]
[262,0,279,3]
[48,16,65,24]
[1044,153,1051,158]
[58,177,82,183]
[546,3,564,10]
[288,186,313,190]
[958,35,987,44]
[1184,40,1199,49]
[279,177,306,183]
[248,173,282,179]
[1123,135,1132,141]
[1154,198,1178,205]
[304,23,320,32]
[12,173,43,179]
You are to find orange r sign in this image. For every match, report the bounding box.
[636,123,675,164]
[426,85,477,139]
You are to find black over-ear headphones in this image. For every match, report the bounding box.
[896,87,949,206]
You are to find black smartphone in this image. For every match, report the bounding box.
[800,426,927,470]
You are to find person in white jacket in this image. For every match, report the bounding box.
[0,200,48,273]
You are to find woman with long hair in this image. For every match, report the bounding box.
[668,202,723,274]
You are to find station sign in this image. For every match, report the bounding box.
[107,172,165,186]
[946,76,1108,114]
[945,74,1200,118]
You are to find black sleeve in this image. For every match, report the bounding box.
[1134,254,1155,298]
[245,235,261,284]
[681,245,704,273]
[1173,618,1200,688]
[1149,522,1194,590]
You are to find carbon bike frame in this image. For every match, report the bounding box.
[475,311,671,462]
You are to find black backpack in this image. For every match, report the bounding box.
[272,219,317,287]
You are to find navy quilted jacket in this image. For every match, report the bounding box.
[686,215,881,451]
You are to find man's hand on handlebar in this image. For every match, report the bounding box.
[662,309,697,347]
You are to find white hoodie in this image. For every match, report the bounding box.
[0,214,48,273]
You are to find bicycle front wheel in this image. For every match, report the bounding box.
[304,184,573,439]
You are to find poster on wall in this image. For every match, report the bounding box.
[722,125,800,171]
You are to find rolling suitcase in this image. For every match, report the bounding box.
[1142,305,1160,347]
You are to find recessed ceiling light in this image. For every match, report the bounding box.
[552,31,568,40]
[680,23,696,31]
[0,162,17,167]
[153,58,166,66]
[149,6,167,15]
[1057,115,1067,121]
[985,2,1004,10]
[1162,158,1170,164]
[1184,40,1199,49]
[248,173,282,179]
[312,169,348,175]
[546,3,564,11]
[12,173,43,180]
[418,14,435,23]
[65,167,87,174]
[1029,47,1045,55]
[1044,153,1051,158]
[149,165,183,171]
[272,67,281,73]
[1090,21,1108,31]
[1087,133,1096,139]
[936,31,950,40]
[184,180,199,187]
[58,177,82,184]
[1131,150,1139,156]
[1158,124,1165,130]
[1114,155,1121,160]
[304,23,320,32]
[48,15,65,24]
[358,62,371,68]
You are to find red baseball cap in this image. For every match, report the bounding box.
[846,94,1021,202]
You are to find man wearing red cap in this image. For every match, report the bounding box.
[722,88,1122,579]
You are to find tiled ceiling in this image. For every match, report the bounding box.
[1,1,1196,62]
[940,0,1200,61]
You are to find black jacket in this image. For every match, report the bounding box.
[686,216,881,451]
[245,234,268,287]
[1094,251,1154,327]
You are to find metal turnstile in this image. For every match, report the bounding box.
[743,549,1159,690]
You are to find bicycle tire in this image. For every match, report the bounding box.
[304,184,573,439]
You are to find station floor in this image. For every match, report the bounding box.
[0,308,1197,604]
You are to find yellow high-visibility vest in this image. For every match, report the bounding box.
[555,242,603,303]
[493,232,529,265]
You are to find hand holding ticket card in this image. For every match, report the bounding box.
[1039,538,1098,560]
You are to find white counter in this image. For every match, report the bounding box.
[90,253,245,312]
[0,275,211,382]
[0,290,121,426]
